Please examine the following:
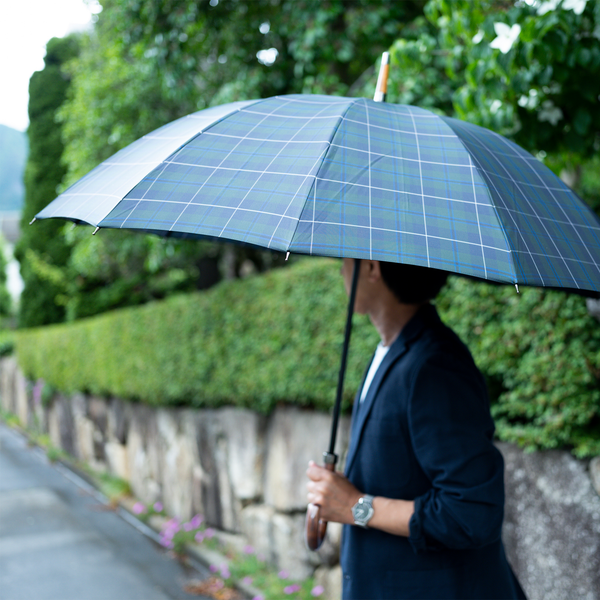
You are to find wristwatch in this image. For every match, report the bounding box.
[352,494,375,528]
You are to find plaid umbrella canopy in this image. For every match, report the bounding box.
[36,94,600,294]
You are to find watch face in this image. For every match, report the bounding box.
[354,504,369,520]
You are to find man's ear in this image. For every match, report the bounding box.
[367,260,383,282]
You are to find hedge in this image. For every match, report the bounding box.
[16,259,378,413]
[15,258,600,456]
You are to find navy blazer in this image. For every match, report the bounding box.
[340,304,526,600]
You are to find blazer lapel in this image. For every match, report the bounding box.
[344,304,439,477]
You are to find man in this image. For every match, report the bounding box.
[306,259,526,600]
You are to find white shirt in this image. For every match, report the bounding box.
[359,342,390,403]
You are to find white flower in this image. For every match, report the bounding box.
[490,23,522,54]
[472,30,484,44]
[538,100,563,126]
[256,48,278,66]
[537,0,587,15]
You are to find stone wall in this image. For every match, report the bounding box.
[1,356,599,600]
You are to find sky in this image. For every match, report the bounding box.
[0,0,102,132]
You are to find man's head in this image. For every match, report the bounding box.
[379,261,448,305]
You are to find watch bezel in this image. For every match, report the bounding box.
[352,494,374,527]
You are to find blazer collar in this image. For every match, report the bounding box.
[344,303,440,475]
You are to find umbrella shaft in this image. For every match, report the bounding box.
[328,259,361,456]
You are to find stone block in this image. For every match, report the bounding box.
[156,408,195,520]
[499,443,600,600]
[107,397,130,444]
[193,410,241,531]
[15,368,29,427]
[0,357,18,413]
[105,441,130,481]
[590,457,600,498]
[240,504,276,564]
[74,414,95,464]
[126,405,161,505]
[264,406,351,512]
[271,512,314,580]
[314,564,342,600]
[219,407,266,502]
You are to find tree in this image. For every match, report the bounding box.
[52,0,426,320]
[0,236,12,319]
[15,35,80,328]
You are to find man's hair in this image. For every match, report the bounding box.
[379,261,449,304]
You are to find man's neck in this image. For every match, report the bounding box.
[369,301,426,347]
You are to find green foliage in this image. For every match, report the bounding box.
[436,277,600,457]
[0,125,28,212]
[16,259,378,413]
[15,35,81,328]
[0,236,12,318]
[389,0,600,159]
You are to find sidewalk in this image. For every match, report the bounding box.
[0,422,210,600]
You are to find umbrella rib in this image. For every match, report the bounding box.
[365,99,373,259]
[267,145,330,251]
[216,99,342,241]
[468,153,488,279]
[407,106,430,268]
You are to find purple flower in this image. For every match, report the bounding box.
[190,514,203,528]
[194,531,205,543]
[252,596,264,600]
[242,576,253,586]
[219,565,230,579]
[132,502,147,515]
[284,584,301,594]
[153,502,163,512]
[311,585,325,597]
[183,522,194,532]
[209,564,219,573]
[243,545,255,554]
[278,570,290,579]
[204,528,215,539]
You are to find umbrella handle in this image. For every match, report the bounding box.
[305,454,337,551]
[304,460,337,550]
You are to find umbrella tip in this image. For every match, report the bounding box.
[374,52,390,103]
[285,251,290,261]
[29,217,36,225]
[515,284,520,294]
[92,226,100,236]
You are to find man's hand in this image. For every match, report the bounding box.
[306,461,363,524]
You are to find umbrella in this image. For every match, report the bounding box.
[34,55,600,549]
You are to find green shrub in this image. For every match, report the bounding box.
[437,277,600,458]
[15,259,600,456]
[16,259,378,413]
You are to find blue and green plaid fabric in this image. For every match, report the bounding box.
[37,94,600,292]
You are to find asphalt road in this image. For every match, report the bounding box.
[0,423,210,600]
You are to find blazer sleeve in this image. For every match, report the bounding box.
[406,351,505,554]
